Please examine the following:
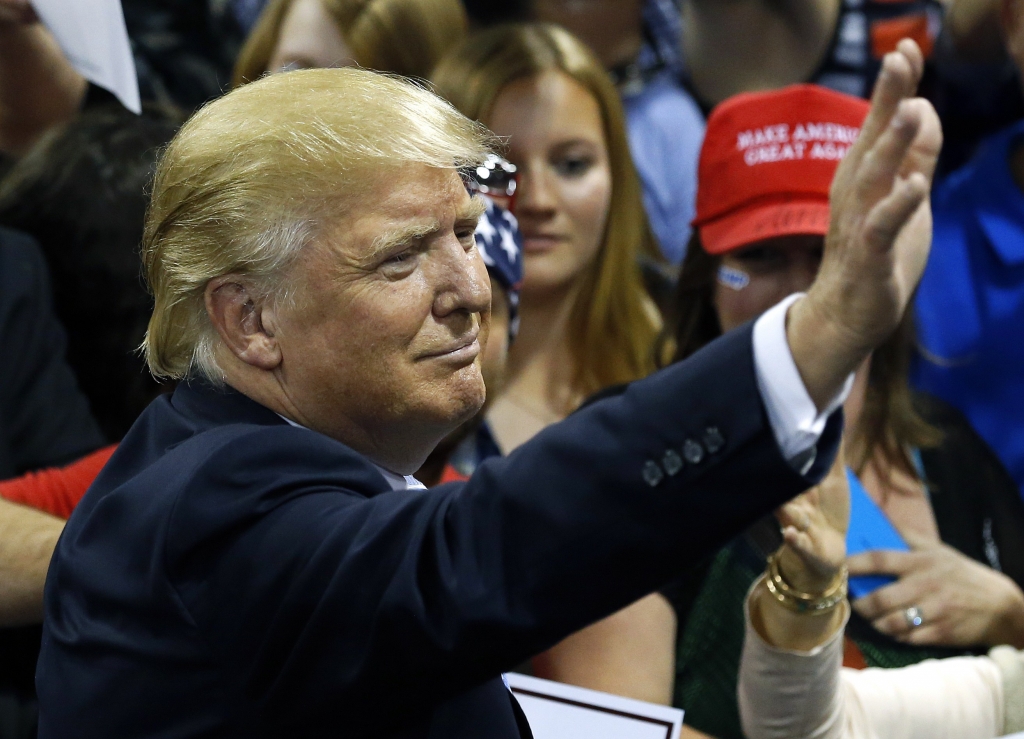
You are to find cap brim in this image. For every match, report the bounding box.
[699,200,830,256]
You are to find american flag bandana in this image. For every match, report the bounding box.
[475,196,523,342]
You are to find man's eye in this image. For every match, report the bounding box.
[385,251,414,265]
[553,156,593,178]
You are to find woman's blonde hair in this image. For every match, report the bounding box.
[432,23,660,404]
[142,67,494,383]
[233,0,467,86]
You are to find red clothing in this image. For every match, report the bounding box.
[438,464,469,485]
[0,444,116,519]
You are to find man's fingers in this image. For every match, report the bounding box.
[854,99,922,202]
[896,38,925,81]
[839,43,923,183]
[898,98,943,183]
[860,172,929,254]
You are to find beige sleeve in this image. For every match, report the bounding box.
[739,583,1006,739]
[989,645,1024,735]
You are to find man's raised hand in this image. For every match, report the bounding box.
[787,39,942,411]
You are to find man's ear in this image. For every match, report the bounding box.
[204,275,283,371]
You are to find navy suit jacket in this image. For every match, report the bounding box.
[37,323,840,738]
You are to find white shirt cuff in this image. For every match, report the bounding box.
[752,293,853,473]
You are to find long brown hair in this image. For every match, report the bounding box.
[432,23,660,406]
[661,232,941,478]
[232,0,468,86]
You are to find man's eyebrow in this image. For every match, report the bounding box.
[458,197,487,225]
[367,219,440,262]
[365,198,487,263]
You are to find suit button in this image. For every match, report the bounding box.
[703,427,725,454]
[662,450,683,476]
[642,460,664,487]
[682,439,704,465]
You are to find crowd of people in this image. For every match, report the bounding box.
[3,0,1024,737]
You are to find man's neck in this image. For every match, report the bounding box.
[221,363,442,476]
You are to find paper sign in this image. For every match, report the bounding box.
[31,0,141,113]
[506,673,684,739]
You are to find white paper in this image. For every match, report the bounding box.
[506,673,685,739]
[31,0,141,114]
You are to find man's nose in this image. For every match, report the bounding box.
[433,237,491,318]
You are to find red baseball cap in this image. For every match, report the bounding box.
[693,84,870,255]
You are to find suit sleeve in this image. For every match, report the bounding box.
[0,231,105,479]
[169,322,842,731]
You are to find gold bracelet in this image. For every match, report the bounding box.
[764,549,848,616]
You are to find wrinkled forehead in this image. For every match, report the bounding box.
[315,165,483,257]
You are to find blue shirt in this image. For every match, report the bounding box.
[913,120,1024,495]
[622,71,706,265]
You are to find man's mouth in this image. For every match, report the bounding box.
[421,329,481,362]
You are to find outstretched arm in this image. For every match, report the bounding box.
[0,0,86,156]
[0,497,63,626]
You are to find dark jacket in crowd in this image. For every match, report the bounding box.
[0,228,104,480]
[37,323,840,738]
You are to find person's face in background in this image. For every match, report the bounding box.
[487,71,612,299]
[267,0,355,72]
[712,234,824,332]
[531,0,644,69]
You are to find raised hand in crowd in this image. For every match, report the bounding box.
[743,452,1022,739]
[850,536,1024,648]
[753,454,851,653]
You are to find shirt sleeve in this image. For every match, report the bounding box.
[752,293,854,473]
[0,444,117,519]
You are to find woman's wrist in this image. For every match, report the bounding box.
[752,575,848,652]
[776,544,843,595]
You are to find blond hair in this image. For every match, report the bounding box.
[142,67,493,382]
[233,0,467,87]
[432,24,659,402]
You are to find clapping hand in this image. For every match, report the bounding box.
[774,454,850,595]
[0,0,37,24]
[755,456,850,652]
[849,536,1024,648]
